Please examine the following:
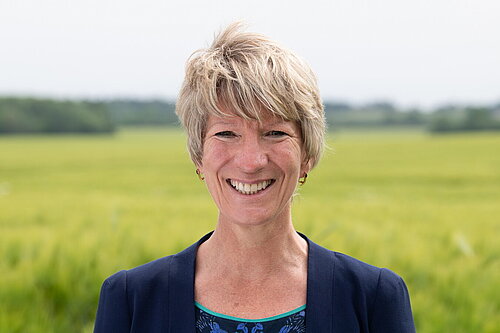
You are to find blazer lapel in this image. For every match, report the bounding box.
[304,235,335,333]
[167,233,212,333]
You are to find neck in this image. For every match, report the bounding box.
[196,211,308,281]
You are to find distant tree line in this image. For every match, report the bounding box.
[1,97,499,134]
[0,98,115,134]
[427,107,500,132]
[106,100,177,126]
[325,101,500,132]
[0,98,178,134]
[324,101,428,128]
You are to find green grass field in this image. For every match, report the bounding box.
[1,128,499,332]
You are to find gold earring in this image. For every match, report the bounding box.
[298,173,308,185]
[196,169,204,181]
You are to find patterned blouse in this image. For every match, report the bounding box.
[195,302,306,333]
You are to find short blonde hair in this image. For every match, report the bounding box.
[176,22,326,169]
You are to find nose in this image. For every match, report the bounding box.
[233,135,268,173]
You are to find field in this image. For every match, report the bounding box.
[0,127,499,332]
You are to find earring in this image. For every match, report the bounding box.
[298,173,308,185]
[196,169,205,181]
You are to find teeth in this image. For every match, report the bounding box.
[229,179,273,195]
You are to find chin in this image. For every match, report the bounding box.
[219,205,290,228]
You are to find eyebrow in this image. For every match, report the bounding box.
[207,118,294,129]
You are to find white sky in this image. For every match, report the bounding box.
[1,0,499,108]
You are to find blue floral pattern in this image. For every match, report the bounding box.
[195,305,305,333]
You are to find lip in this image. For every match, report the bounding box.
[226,178,276,196]
[227,178,274,185]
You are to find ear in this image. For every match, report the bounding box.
[300,158,312,177]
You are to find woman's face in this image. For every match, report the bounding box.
[199,106,310,227]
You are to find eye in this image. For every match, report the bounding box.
[266,130,288,137]
[214,131,236,138]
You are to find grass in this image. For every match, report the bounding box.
[0,127,499,332]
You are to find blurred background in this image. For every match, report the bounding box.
[0,1,499,332]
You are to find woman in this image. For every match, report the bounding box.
[94,23,416,333]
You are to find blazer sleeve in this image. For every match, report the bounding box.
[94,270,131,333]
[369,268,416,332]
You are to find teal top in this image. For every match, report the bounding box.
[195,302,306,332]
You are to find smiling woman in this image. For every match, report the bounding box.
[201,108,307,227]
[93,22,416,333]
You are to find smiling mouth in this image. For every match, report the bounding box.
[227,179,275,195]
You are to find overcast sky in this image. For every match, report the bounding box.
[1,0,499,108]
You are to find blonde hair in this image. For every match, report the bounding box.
[176,22,326,168]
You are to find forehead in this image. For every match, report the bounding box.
[206,104,295,128]
[206,112,297,131]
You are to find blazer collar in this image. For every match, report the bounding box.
[304,233,335,332]
[167,232,335,333]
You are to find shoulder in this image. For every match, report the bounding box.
[104,255,171,281]
[94,242,199,332]
[333,251,384,281]
[100,254,173,293]
[307,238,415,332]
[307,236,405,294]
[99,234,204,301]
[307,237,391,292]
[119,255,174,289]
[318,242,409,304]
[332,251,411,314]
[97,254,175,314]
[332,251,404,293]
[104,240,196,293]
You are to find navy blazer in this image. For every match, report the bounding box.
[94,233,416,332]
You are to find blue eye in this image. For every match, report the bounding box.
[215,131,236,137]
[266,130,288,137]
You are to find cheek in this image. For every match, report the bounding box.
[201,143,229,169]
[271,145,303,173]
